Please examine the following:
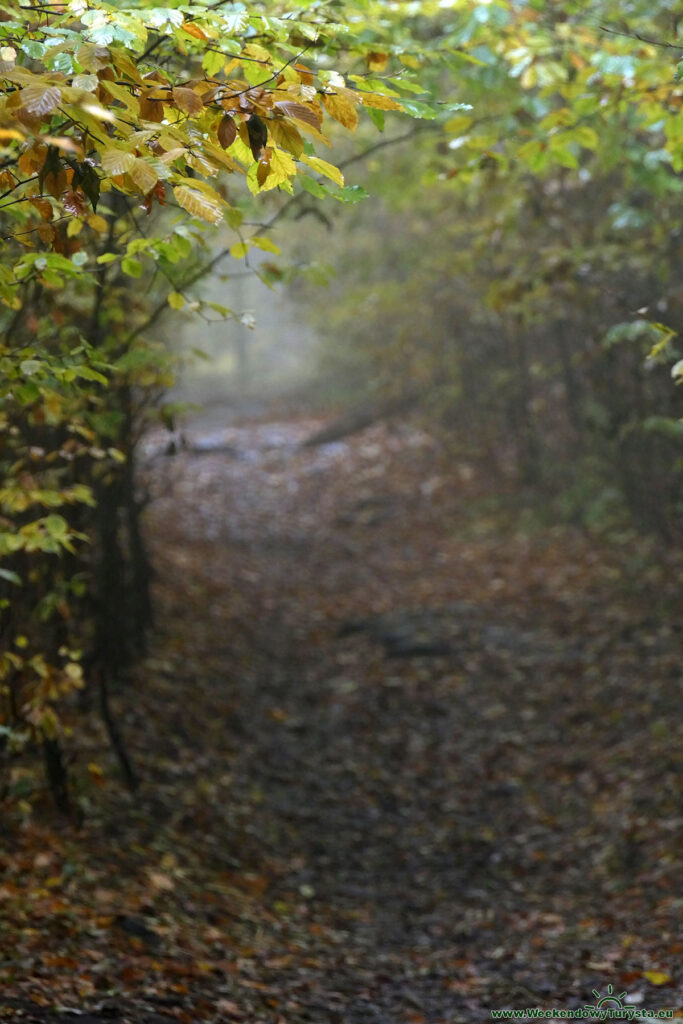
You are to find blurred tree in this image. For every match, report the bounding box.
[298,0,683,536]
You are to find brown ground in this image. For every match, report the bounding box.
[1,410,681,1023]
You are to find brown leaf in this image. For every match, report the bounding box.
[366,51,389,71]
[173,86,203,116]
[37,222,55,244]
[139,89,166,122]
[62,188,86,217]
[256,149,271,187]
[29,196,54,221]
[217,114,237,149]
[273,100,320,130]
[293,63,314,86]
[148,870,175,892]
[215,1000,244,1018]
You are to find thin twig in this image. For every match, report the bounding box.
[599,23,683,50]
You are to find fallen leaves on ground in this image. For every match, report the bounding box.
[1,408,681,1022]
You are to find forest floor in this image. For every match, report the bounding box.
[1,407,682,1023]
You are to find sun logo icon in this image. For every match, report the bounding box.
[585,984,628,1013]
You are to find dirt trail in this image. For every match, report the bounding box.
[4,411,679,1024]
[142,413,681,1022]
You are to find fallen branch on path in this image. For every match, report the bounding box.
[301,388,423,447]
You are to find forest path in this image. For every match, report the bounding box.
[6,411,680,1024]
[141,411,681,1023]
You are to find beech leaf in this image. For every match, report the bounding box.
[101,149,136,176]
[174,185,223,224]
[21,84,62,117]
[173,86,204,115]
[274,100,321,130]
[217,114,237,149]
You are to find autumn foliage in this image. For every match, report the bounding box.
[0,0,428,807]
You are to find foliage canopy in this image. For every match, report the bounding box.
[2,0,683,805]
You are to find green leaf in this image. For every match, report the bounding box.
[299,174,328,199]
[121,257,143,278]
[366,107,385,132]
[0,568,22,585]
[203,50,226,76]
[396,98,438,120]
[89,25,115,45]
[334,185,370,204]
[74,365,108,384]
[20,359,42,377]
[250,236,281,255]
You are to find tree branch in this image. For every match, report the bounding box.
[599,23,683,50]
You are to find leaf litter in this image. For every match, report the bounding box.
[1,407,681,1023]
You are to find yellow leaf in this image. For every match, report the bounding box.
[67,219,83,238]
[100,79,140,115]
[21,84,62,117]
[644,972,672,986]
[263,146,296,187]
[203,141,241,173]
[159,146,186,166]
[445,114,473,135]
[101,149,136,176]
[358,92,403,112]
[241,43,272,66]
[230,241,249,259]
[128,158,159,194]
[87,213,109,233]
[300,153,343,187]
[174,185,223,224]
[250,235,280,255]
[173,176,224,205]
[322,91,358,131]
[167,291,185,310]
[43,134,83,156]
[64,662,83,683]
[268,119,304,157]
[399,53,421,70]
[110,50,142,84]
